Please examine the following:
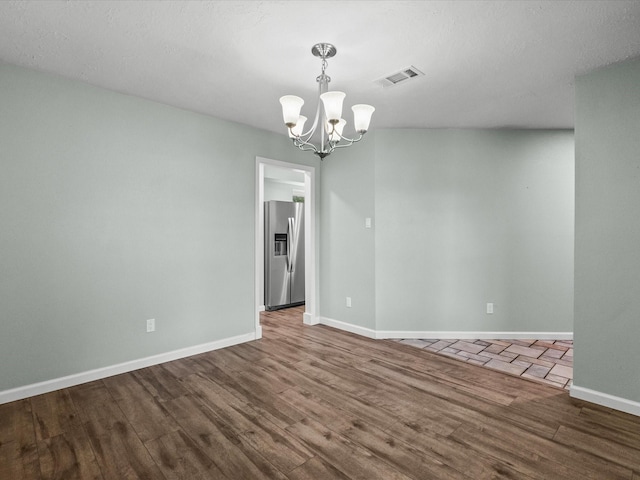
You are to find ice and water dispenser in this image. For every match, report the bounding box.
[274,233,287,256]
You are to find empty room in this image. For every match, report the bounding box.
[1,1,640,479]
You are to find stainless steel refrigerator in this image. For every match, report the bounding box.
[264,201,305,310]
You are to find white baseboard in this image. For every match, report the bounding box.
[0,331,256,405]
[256,305,266,339]
[319,317,377,339]
[319,317,573,342]
[303,312,319,326]
[570,385,640,417]
[376,331,573,340]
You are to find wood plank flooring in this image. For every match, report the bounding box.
[1,306,639,479]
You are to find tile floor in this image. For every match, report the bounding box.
[394,337,573,390]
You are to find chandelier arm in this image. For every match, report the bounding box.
[330,133,365,149]
[292,130,316,148]
[291,129,320,152]
[331,126,363,143]
[298,93,323,140]
[298,144,322,154]
[331,140,355,150]
[318,144,335,158]
[291,136,320,154]
[292,79,332,154]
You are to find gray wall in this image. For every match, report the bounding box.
[264,178,301,202]
[0,62,314,391]
[320,136,377,330]
[318,128,575,335]
[374,129,574,333]
[574,57,640,402]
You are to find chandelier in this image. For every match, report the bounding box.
[279,43,375,160]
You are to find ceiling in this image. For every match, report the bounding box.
[1,1,640,136]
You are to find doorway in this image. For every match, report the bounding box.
[254,157,318,338]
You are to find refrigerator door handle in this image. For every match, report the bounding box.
[287,216,294,273]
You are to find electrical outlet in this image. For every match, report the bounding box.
[365,217,372,229]
[146,318,156,333]
[346,297,352,308]
[486,303,494,314]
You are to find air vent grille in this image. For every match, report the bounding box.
[376,66,425,87]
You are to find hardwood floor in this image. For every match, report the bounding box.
[2,306,639,479]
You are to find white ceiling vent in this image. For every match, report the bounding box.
[376,66,425,87]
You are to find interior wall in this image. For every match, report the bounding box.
[574,57,640,403]
[0,62,316,392]
[319,136,376,330]
[264,178,302,202]
[374,129,575,334]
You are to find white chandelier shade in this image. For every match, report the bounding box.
[288,115,307,138]
[280,95,305,126]
[352,104,376,133]
[279,43,375,159]
[319,91,346,122]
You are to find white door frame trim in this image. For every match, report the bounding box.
[255,157,318,338]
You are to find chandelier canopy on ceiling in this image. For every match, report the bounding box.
[279,43,375,160]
